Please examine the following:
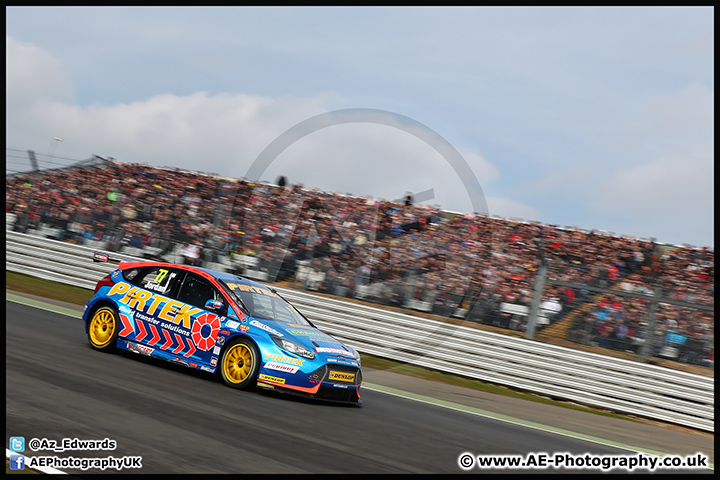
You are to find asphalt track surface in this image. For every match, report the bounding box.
[5,296,714,474]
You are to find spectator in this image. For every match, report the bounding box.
[613,319,630,351]
[680,330,704,365]
[181,243,201,266]
[4,157,712,368]
[540,295,562,323]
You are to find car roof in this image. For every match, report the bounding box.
[118,260,269,289]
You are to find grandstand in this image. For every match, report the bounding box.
[5,151,714,371]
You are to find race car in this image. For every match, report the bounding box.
[83,253,362,404]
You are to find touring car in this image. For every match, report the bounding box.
[83,253,362,404]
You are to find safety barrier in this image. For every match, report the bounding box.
[5,230,714,432]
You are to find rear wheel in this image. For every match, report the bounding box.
[88,305,120,352]
[220,338,259,390]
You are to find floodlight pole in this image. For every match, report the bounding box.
[526,237,547,340]
[48,136,63,160]
[638,240,660,363]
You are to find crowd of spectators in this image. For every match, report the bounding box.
[5,159,714,368]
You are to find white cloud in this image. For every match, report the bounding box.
[486,196,542,221]
[611,82,713,156]
[591,81,713,227]
[5,7,714,247]
[6,35,508,217]
[5,35,74,112]
[592,147,713,218]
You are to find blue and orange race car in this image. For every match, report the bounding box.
[83,253,362,404]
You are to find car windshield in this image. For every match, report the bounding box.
[221,280,312,326]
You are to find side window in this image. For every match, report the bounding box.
[177,274,223,310]
[122,267,143,283]
[137,267,180,295]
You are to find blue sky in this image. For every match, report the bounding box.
[5,6,714,247]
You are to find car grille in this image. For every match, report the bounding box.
[309,364,362,386]
[316,385,361,403]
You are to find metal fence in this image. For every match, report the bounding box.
[5,230,714,432]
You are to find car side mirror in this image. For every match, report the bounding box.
[205,299,224,311]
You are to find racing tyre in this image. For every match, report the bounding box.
[220,338,259,390]
[88,305,120,352]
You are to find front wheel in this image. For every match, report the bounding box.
[87,305,120,352]
[219,338,259,390]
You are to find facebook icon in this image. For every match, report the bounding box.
[9,454,25,470]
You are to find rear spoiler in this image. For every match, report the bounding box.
[93,251,123,263]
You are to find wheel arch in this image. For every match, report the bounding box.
[84,299,119,333]
[217,332,262,361]
[216,332,263,388]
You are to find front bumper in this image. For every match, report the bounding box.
[257,364,363,404]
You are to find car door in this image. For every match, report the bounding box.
[116,266,184,353]
[174,272,227,367]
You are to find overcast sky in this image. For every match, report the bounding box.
[6,6,714,248]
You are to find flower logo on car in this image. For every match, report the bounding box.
[191,313,221,351]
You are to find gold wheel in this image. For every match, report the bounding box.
[220,339,258,389]
[88,306,119,351]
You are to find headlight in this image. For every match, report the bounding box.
[271,335,315,360]
[345,345,361,362]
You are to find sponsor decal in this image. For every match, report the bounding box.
[259,374,286,384]
[107,282,202,329]
[250,320,283,337]
[307,336,332,343]
[225,320,240,329]
[109,281,223,355]
[210,357,218,366]
[213,346,222,355]
[264,353,304,366]
[145,282,168,293]
[216,336,226,346]
[264,362,300,374]
[200,365,215,373]
[126,341,154,356]
[327,357,358,366]
[191,312,220,351]
[226,283,277,296]
[328,371,355,382]
[285,328,321,336]
[316,347,352,356]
